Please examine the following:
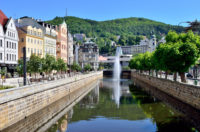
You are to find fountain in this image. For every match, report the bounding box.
[113,47,123,107]
[113,47,122,80]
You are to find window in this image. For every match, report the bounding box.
[9,54,11,61]
[31,48,33,54]
[34,39,36,44]
[0,53,2,60]
[28,48,30,53]
[12,42,14,49]
[34,48,36,53]
[9,42,11,48]
[0,39,2,47]
[7,41,8,48]
[12,54,14,61]
[31,39,33,43]
[6,54,8,60]
[28,38,30,43]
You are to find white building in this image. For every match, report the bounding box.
[131,35,157,56]
[67,33,74,65]
[0,10,18,74]
[38,22,57,58]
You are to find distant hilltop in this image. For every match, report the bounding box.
[47,16,185,39]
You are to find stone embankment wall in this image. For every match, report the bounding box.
[0,72,103,131]
[131,71,200,110]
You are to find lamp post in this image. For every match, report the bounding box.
[23,47,27,86]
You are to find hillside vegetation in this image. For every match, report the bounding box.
[47,16,184,55]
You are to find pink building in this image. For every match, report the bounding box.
[56,21,68,63]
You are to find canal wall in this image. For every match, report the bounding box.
[3,78,99,132]
[131,71,200,111]
[0,71,103,131]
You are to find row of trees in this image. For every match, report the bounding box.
[16,54,68,79]
[129,31,200,82]
[16,54,94,79]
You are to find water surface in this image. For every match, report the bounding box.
[46,78,198,132]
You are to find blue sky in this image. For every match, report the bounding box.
[1,0,200,25]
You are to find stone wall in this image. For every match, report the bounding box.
[131,71,200,110]
[0,72,103,131]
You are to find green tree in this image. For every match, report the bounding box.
[71,63,82,72]
[84,64,92,72]
[42,54,57,77]
[28,54,42,79]
[16,59,24,76]
[56,58,67,73]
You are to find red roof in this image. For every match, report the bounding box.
[0,10,8,26]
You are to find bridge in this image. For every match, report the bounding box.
[103,69,131,79]
[99,55,132,67]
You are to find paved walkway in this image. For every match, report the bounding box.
[0,72,82,88]
[143,72,200,86]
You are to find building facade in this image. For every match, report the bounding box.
[0,10,19,73]
[121,46,132,55]
[121,35,157,56]
[15,17,44,59]
[56,21,68,63]
[38,22,57,58]
[67,33,73,65]
[73,44,79,64]
[78,42,99,71]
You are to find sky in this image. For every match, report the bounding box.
[1,0,200,25]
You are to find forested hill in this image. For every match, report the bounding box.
[47,16,184,55]
[47,16,184,39]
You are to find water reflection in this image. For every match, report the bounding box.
[46,79,198,132]
[112,80,121,107]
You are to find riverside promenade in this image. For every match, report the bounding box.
[131,71,200,111]
[0,71,103,131]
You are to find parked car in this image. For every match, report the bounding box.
[186,73,193,78]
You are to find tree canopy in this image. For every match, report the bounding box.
[129,31,200,82]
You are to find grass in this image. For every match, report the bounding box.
[0,85,14,90]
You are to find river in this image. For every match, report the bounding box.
[46,78,199,132]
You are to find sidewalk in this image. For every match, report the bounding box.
[142,72,200,86]
[0,72,82,88]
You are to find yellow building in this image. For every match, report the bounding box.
[15,17,44,59]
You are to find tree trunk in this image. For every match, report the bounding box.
[152,70,154,77]
[165,71,168,79]
[159,71,162,78]
[173,72,177,81]
[149,70,151,75]
[156,70,158,77]
[179,72,186,83]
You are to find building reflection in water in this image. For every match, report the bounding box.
[78,85,100,109]
[58,109,74,132]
